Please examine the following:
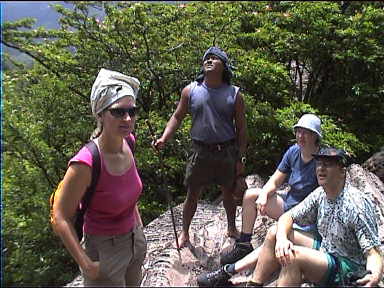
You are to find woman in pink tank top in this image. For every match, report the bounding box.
[51,68,147,286]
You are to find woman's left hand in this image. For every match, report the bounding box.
[83,260,100,280]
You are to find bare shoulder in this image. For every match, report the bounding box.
[64,163,92,193]
[179,84,192,106]
[54,163,92,215]
[181,84,191,98]
[234,90,246,113]
[235,90,244,101]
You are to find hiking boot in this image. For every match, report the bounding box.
[197,266,232,287]
[220,242,253,265]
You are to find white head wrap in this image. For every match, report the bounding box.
[90,68,140,116]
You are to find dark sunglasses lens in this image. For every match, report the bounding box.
[109,108,124,118]
[109,107,137,118]
[127,107,137,117]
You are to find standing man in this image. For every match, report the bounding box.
[154,46,247,248]
[245,147,382,287]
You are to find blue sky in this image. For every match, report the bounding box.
[2,1,184,27]
[2,1,77,28]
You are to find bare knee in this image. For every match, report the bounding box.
[264,224,278,243]
[287,246,308,266]
[185,194,198,206]
[242,188,261,205]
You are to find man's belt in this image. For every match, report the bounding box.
[192,139,236,151]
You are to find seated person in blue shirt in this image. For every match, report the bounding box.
[198,114,323,287]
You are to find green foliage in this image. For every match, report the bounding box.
[2,1,383,286]
[244,95,287,178]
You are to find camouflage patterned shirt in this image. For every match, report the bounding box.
[289,182,380,266]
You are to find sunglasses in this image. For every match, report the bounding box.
[108,107,138,119]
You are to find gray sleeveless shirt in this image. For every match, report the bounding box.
[188,81,240,144]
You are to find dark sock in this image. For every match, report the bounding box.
[224,264,236,276]
[237,232,252,243]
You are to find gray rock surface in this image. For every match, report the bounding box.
[346,164,384,244]
[141,174,269,287]
[363,147,384,183]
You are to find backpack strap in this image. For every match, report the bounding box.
[125,134,135,155]
[79,140,101,212]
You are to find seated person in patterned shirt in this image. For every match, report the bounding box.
[245,147,383,287]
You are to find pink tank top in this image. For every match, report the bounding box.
[69,137,142,235]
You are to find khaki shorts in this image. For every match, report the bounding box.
[184,141,238,188]
[81,225,147,287]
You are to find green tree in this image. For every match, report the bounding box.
[2,1,382,286]
[235,1,383,158]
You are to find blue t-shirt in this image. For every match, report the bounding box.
[277,144,319,212]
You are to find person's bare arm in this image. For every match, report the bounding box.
[256,170,287,215]
[134,204,143,228]
[52,163,99,280]
[234,92,248,177]
[275,212,295,266]
[234,92,247,158]
[154,86,190,149]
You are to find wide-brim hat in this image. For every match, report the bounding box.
[293,114,322,138]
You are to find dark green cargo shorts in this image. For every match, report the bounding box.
[184,140,239,188]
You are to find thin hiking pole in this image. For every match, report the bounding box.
[145,119,181,258]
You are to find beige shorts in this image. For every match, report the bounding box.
[81,225,147,287]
